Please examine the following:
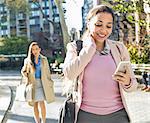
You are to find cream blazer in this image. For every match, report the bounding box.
[21,54,55,105]
[63,38,138,123]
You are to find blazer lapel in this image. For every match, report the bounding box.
[107,40,121,66]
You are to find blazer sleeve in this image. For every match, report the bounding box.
[63,40,96,80]
[118,43,138,92]
[21,58,28,77]
[21,58,29,84]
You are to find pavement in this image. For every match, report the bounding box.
[0,84,11,123]
[0,70,65,123]
[1,70,150,123]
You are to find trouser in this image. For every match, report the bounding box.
[77,108,129,123]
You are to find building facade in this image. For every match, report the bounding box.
[81,0,93,33]
[0,0,64,58]
[0,0,61,38]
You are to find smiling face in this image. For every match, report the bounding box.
[88,12,113,43]
[31,44,41,58]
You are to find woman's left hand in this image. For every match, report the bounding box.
[112,67,131,86]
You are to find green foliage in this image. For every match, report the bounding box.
[5,0,29,13]
[127,36,150,64]
[111,0,147,24]
[0,36,29,55]
[47,53,64,64]
[139,19,147,27]
[112,0,134,13]
[126,14,134,23]
[55,56,64,64]
[54,53,64,64]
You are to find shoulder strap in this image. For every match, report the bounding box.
[76,40,83,56]
[115,43,123,61]
[64,40,83,98]
[68,40,83,97]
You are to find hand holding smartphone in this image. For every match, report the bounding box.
[114,61,131,74]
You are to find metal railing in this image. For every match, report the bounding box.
[132,64,150,72]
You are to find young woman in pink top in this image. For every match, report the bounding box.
[63,5,137,123]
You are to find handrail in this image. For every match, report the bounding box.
[132,64,150,72]
[0,54,26,58]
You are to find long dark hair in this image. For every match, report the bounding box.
[27,41,40,69]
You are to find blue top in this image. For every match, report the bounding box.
[34,57,41,78]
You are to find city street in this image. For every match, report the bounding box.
[0,0,149,123]
[0,70,65,123]
[0,70,150,123]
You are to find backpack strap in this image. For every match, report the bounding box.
[76,40,83,56]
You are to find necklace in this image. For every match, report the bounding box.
[96,49,102,56]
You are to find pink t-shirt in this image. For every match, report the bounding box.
[80,53,124,115]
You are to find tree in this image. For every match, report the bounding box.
[54,0,70,48]
[0,36,29,55]
[103,0,150,63]
[2,0,70,50]
[32,0,54,38]
[31,0,70,49]
[143,0,150,35]
[127,36,150,64]
[4,0,29,13]
[105,0,149,43]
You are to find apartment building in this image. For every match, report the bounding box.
[0,0,64,58]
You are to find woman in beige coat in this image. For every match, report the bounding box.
[21,41,55,123]
[63,5,138,123]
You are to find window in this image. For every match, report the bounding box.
[30,19,35,25]
[1,26,7,30]
[42,1,48,7]
[31,10,39,16]
[44,9,49,15]
[1,30,8,35]
[54,17,60,23]
[31,4,38,9]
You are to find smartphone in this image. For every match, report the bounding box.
[114,61,131,74]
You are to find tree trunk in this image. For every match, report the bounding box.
[54,0,70,49]
[134,10,140,44]
[146,13,150,35]
[143,2,150,35]
[133,1,140,44]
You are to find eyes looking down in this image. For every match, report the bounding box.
[88,12,113,42]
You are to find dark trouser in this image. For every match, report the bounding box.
[77,108,129,123]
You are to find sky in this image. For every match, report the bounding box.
[65,0,84,33]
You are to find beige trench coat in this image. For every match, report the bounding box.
[21,54,55,105]
[63,38,138,123]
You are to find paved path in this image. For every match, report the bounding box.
[1,70,150,123]
[125,90,150,123]
[0,84,11,123]
[0,71,65,123]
